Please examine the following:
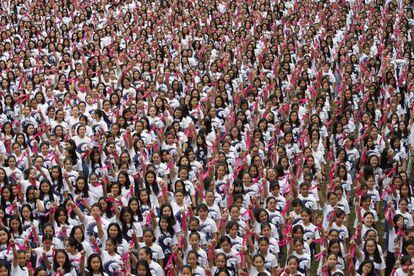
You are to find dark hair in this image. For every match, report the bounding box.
[8,215,22,235]
[328,239,343,258]
[0,185,14,212]
[53,249,71,273]
[107,222,123,244]
[363,238,382,264]
[119,207,139,241]
[70,225,85,243]
[75,176,89,198]
[0,260,9,275]
[356,259,375,276]
[135,259,151,276]
[140,246,153,259]
[128,197,143,222]
[86,253,104,275]
[158,214,175,236]
[54,206,69,226]
[50,165,64,192]
[393,214,405,232]
[38,179,55,201]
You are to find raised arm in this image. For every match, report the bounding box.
[68,200,85,222]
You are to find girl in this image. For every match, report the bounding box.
[73,176,92,207]
[215,236,240,275]
[253,209,278,239]
[8,216,25,247]
[354,238,385,276]
[119,207,143,243]
[395,197,414,228]
[225,221,243,252]
[185,231,207,268]
[1,185,15,221]
[172,182,192,210]
[20,204,39,235]
[257,223,280,258]
[355,260,375,276]
[281,256,302,276]
[51,206,72,238]
[128,197,144,225]
[247,254,271,276]
[64,238,82,273]
[290,238,310,275]
[209,253,231,275]
[361,212,377,240]
[101,238,123,275]
[103,223,128,257]
[49,166,64,203]
[98,197,116,223]
[10,240,29,276]
[143,171,161,211]
[186,250,206,276]
[321,239,345,271]
[214,164,232,207]
[253,237,278,274]
[297,208,319,246]
[69,226,93,259]
[386,214,405,276]
[52,249,76,275]
[138,189,152,225]
[135,259,151,276]
[365,175,380,215]
[397,183,414,214]
[37,180,56,227]
[196,203,218,243]
[42,222,64,250]
[0,227,13,265]
[31,233,53,271]
[324,253,344,275]
[138,229,164,265]
[154,215,177,264]
[158,204,181,237]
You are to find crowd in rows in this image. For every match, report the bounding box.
[0,0,413,275]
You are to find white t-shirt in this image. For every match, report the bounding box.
[101,251,123,275]
[355,252,386,273]
[138,242,165,261]
[11,264,29,276]
[149,261,165,276]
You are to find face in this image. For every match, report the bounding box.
[327,254,337,268]
[105,240,116,252]
[0,231,7,244]
[287,258,298,271]
[253,256,265,270]
[73,228,83,242]
[0,266,8,276]
[362,262,373,273]
[130,200,139,212]
[189,235,200,247]
[137,264,148,276]
[365,241,376,254]
[187,253,198,266]
[143,232,154,244]
[56,252,66,265]
[90,257,101,271]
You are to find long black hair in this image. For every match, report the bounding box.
[135,259,151,276]
[362,238,382,264]
[356,259,375,276]
[86,253,104,275]
[53,249,72,273]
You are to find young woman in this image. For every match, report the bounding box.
[52,249,76,275]
[354,238,385,276]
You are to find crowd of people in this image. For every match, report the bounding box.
[0,0,413,275]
